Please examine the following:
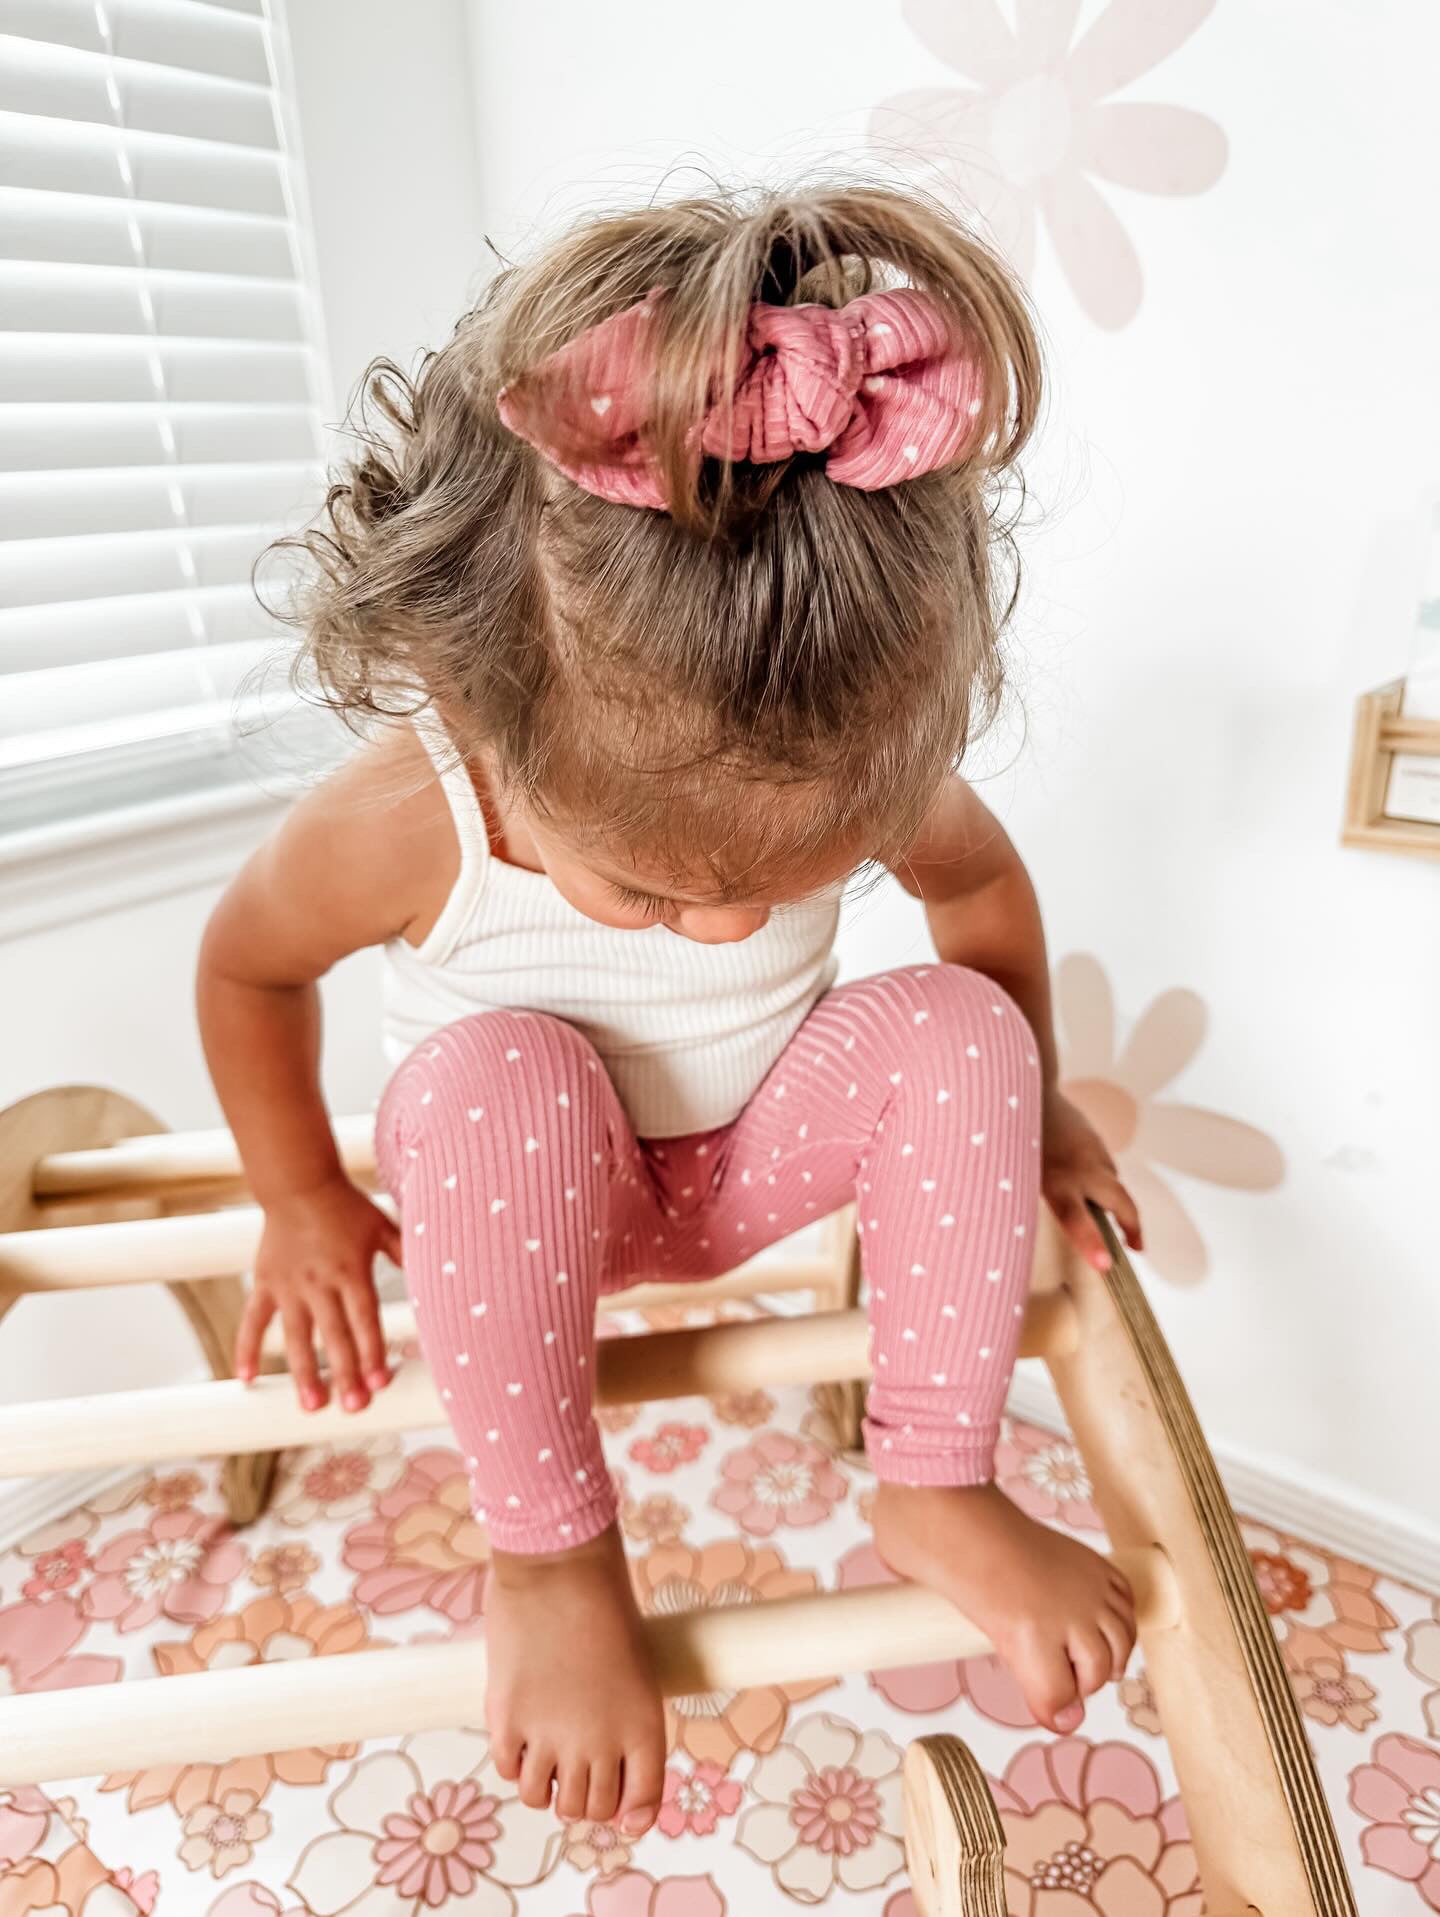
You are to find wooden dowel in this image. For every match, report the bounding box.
[30,1114,378,1201]
[0,1208,834,1298]
[0,1297,1075,1478]
[0,1546,1164,1787]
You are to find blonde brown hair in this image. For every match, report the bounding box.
[277,180,1042,891]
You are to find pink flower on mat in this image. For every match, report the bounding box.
[1350,1735,1440,1909]
[836,1543,1032,1725]
[110,1867,161,1913]
[0,1786,53,1870]
[995,1420,1103,1532]
[0,1593,122,1695]
[83,1507,246,1633]
[993,1737,1201,1915]
[571,1872,726,1917]
[342,1449,488,1623]
[737,1713,906,1901]
[628,1424,708,1475]
[657,1763,742,1839]
[20,1539,92,1602]
[712,1431,847,1536]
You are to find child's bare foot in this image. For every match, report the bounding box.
[485,1524,667,1833]
[872,1480,1136,1733]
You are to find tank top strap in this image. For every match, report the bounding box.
[409,709,492,966]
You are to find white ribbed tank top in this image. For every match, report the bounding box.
[381,726,842,1137]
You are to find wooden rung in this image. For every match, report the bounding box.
[0,1205,834,1297]
[0,1546,1164,1787]
[30,1113,379,1202]
[0,1297,1075,1478]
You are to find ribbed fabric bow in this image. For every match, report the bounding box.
[496,286,984,510]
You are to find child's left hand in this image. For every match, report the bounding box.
[1041,1089,1143,1271]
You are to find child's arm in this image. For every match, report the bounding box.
[889,776,1143,1273]
[197,726,453,1410]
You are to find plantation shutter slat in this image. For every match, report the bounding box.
[0,0,329,838]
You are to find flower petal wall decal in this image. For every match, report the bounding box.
[1054,953,1285,1284]
[873,0,1228,328]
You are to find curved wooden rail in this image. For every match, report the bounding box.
[903,1736,1008,1917]
[1046,1207,1356,1916]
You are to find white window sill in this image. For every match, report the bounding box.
[0,783,292,943]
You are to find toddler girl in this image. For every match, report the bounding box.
[199,183,1143,1839]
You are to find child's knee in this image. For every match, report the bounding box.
[377,1011,607,1171]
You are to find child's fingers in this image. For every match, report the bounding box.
[345,1274,390,1393]
[377,1210,404,1268]
[281,1300,326,1411]
[234,1288,274,1384]
[1050,1191,1111,1271]
[309,1289,367,1412]
[1086,1171,1143,1251]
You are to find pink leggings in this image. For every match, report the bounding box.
[376,964,1041,1553]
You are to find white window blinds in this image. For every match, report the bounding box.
[0,0,329,840]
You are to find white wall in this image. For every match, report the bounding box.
[464,0,1440,1539]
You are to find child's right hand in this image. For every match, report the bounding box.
[235,1178,402,1413]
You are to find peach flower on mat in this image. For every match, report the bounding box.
[272,1436,407,1527]
[710,1389,776,1428]
[995,1419,1103,1532]
[737,1712,907,1902]
[1349,1735,1440,1909]
[143,1468,205,1511]
[288,1728,562,1915]
[82,1507,246,1633]
[992,1737,1201,1915]
[561,1822,632,1878]
[836,1542,1032,1726]
[342,1449,488,1622]
[1053,953,1283,1285]
[569,1873,726,1917]
[180,1791,271,1880]
[1405,1602,1440,1740]
[0,1593,122,1695]
[1242,1522,1395,1666]
[712,1431,848,1536]
[0,1845,148,1916]
[249,1542,321,1594]
[870,0,1227,331]
[657,1763,742,1839]
[620,1492,690,1546]
[634,1539,834,1765]
[1289,1653,1377,1733]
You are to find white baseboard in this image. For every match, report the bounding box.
[0,1465,144,1557]
[1006,1367,1440,1594]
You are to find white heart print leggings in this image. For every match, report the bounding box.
[376,963,1042,1553]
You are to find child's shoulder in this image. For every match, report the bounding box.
[263,723,461,950]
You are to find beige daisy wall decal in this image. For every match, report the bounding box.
[1054,952,1284,1284]
[869,0,1229,329]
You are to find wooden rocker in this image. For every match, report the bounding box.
[0,1084,1356,1915]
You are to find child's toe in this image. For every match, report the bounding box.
[555,1758,589,1823]
[518,1744,557,1811]
[618,1730,666,1835]
[1069,1624,1115,1698]
[1017,1637,1082,1732]
[585,1756,622,1825]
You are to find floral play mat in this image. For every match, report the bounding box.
[1,1303,1436,1916]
